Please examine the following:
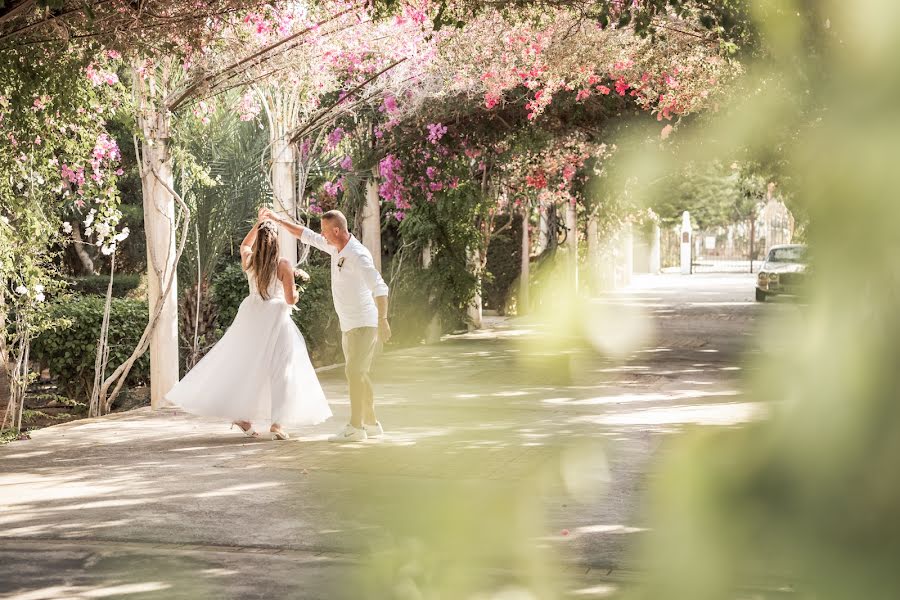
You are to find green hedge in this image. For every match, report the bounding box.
[68,274,143,298]
[31,296,150,400]
[211,260,342,366]
[210,262,249,327]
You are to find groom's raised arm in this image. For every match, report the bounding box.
[265,209,335,256]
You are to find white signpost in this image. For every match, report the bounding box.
[680,211,692,275]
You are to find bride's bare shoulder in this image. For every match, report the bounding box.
[276,257,292,277]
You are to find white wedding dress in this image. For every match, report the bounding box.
[166,267,332,430]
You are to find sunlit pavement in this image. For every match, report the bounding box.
[0,273,799,599]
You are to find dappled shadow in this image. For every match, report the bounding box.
[0,273,789,597]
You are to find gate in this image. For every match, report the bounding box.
[660,205,795,273]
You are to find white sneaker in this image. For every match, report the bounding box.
[328,424,367,443]
[364,421,384,438]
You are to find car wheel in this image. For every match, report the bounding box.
[755,288,767,302]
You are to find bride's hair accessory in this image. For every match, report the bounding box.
[259,220,278,235]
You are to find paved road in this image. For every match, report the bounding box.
[0,274,796,599]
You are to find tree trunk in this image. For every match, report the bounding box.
[136,64,180,409]
[71,226,96,275]
[362,166,382,271]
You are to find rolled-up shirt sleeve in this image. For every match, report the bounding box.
[356,251,389,297]
[300,228,336,256]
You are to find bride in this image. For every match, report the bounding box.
[166,208,332,440]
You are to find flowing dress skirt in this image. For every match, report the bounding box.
[166,294,332,429]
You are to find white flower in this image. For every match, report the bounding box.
[35,292,45,303]
[114,227,130,242]
[95,222,111,242]
[84,209,96,228]
[101,243,116,256]
[84,227,93,237]
[0,216,8,226]
[16,181,24,191]
[62,221,72,233]
[15,285,28,295]
[33,284,44,293]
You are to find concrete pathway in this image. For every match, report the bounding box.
[0,274,796,599]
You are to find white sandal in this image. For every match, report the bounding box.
[231,421,259,438]
[270,428,290,441]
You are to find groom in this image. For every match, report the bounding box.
[262,208,390,443]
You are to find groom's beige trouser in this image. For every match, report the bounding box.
[342,327,378,429]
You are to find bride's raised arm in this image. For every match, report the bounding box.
[239,211,264,270]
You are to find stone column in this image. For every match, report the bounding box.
[680,211,692,275]
[649,221,661,274]
[566,199,578,291]
[622,221,634,287]
[362,166,382,271]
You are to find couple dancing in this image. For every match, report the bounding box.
[166,207,390,443]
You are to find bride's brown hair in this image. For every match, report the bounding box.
[250,220,280,300]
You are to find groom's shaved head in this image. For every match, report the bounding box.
[321,210,348,233]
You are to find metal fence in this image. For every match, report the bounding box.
[660,203,795,273]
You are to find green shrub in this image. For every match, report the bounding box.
[293,262,342,366]
[31,296,150,400]
[211,259,342,366]
[210,262,248,327]
[68,274,143,298]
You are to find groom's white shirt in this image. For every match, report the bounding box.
[300,229,389,332]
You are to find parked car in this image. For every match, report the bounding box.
[755,244,808,302]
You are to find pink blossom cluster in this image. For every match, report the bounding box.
[89,133,122,184]
[382,95,399,114]
[326,127,345,149]
[322,178,344,197]
[398,2,429,26]
[85,63,119,87]
[192,100,214,125]
[524,89,553,120]
[32,95,51,111]
[378,154,410,209]
[426,123,447,144]
[236,92,262,122]
[241,5,302,43]
[60,163,86,191]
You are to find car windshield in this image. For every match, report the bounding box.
[768,246,807,263]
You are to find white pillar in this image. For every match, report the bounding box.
[467,247,483,330]
[566,199,578,291]
[649,222,661,274]
[139,115,179,409]
[423,241,441,343]
[519,208,530,314]
[271,134,297,265]
[587,212,600,293]
[362,167,382,271]
[622,221,634,287]
[680,211,692,275]
[538,202,550,253]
